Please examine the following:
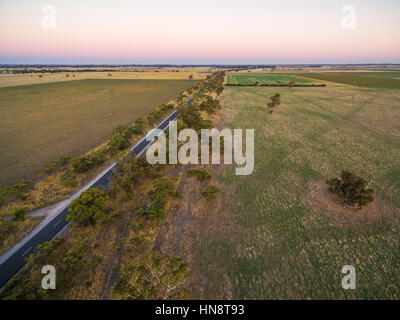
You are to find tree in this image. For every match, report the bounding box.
[200,185,220,201]
[288,81,295,88]
[108,133,130,151]
[114,253,192,300]
[267,93,281,113]
[326,171,374,208]
[67,188,110,225]
[12,207,26,222]
[187,169,212,182]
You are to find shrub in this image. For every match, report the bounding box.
[112,156,162,196]
[198,97,221,114]
[108,133,130,151]
[187,169,212,182]
[67,188,110,225]
[13,179,28,191]
[70,150,106,173]
[0,220,17,244]
[60,172,78,188]
[114,253,192,300]
[70,157,91,173]
[46,156,72,173]
[12,207,26,222]
[137,178,181,219]
[200,185,220,201]
[127,118,147,136]
[326,171,374,208]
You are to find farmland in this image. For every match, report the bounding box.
[0,79,196,185]
[299,72,400,89]
[190,82,400,299]
[227,73,318,85]
[0,68,210,88]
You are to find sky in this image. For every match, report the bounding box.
[0,0,399,64]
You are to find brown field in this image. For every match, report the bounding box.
[0,79,196,186]
[0,67,211,88]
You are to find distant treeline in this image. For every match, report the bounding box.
[1,69,116,74]
[226,83,327,87]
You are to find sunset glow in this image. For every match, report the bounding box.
[0,0,399,64]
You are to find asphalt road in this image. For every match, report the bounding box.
[0,95,195,289]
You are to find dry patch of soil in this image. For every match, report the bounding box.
[305,181,399,230]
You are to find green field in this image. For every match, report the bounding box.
[197,85,400,299]
[299,73,400,89]
[227,73,317,85]
[0,79,195,185]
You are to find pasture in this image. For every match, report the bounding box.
[299,72,400,89]
[196,84,400,299]
[227,73,317,85]
[0,79,196,185]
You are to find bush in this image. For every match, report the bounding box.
[46,156,72,173]
[114,253,192,299]
[0,220,17,244]
[267,93,281,109]
[60,172,78,188]
[326,171,374,208]
[198,97,221,114]
[137,178,181,219]
[187,169,212,182]
[13,179,28,191]
[128,118,146,135]
[178,106,212,132]
[67,188,110,225]
[108,133,130,151]
[12,207,26,221]
[200,185,220,201]
[70,150,106,173]
[112,157,162,196]
[70,157,91,173]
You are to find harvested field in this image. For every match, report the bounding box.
[0,79,196,185]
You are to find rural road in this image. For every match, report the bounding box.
[0,94,197,289]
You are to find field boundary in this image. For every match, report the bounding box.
[226,83,327,87]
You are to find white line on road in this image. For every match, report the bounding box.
[53,220,61,228]
[21,247,33,257]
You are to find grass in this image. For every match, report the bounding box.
[227,73,317,85]
[196,84,400,299]
[0,79,196,185]
[299,73,400,89]
[348,72,400,79]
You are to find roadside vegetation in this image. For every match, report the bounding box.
[0,72,226,300]
[0,77,202,256]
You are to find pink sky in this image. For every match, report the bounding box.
[1,0,399,64]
